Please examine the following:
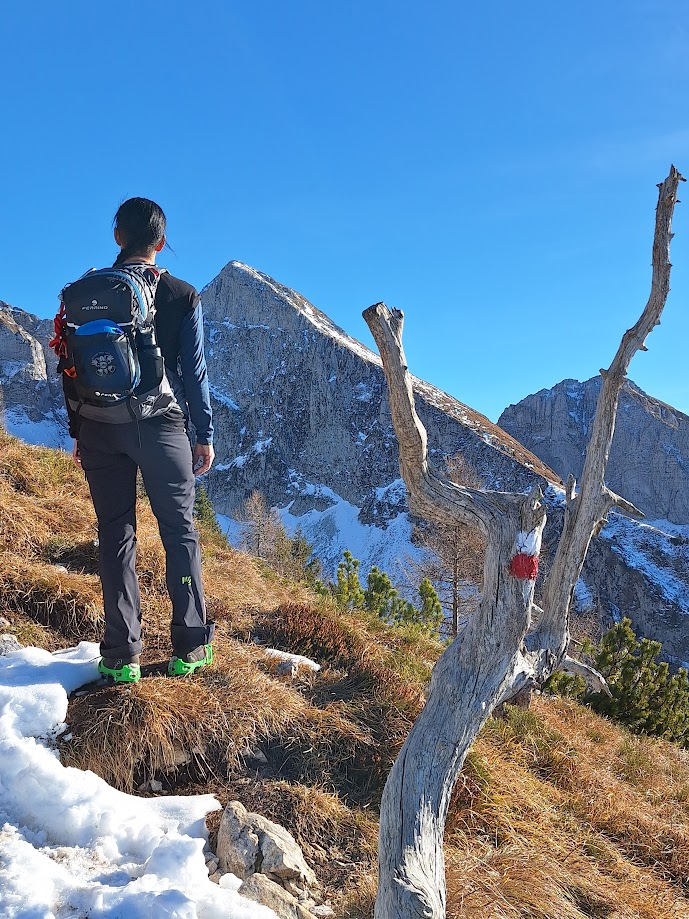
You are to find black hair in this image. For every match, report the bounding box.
[113,197,167,265]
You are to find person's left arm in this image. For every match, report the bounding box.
[179,297,214,474]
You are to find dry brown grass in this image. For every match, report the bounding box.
[0,430,290,651]
[64,639,308,786]
[443,698,689,918]
[216,779,377,882]
[0,554,102,640]
[1,608,72,651]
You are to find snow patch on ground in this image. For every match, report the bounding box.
[600,513,689,614]
[374,478,406,503]
[3,407,71,450]
[0,643,276,919]
[262,649,321,672]
[217,480,428,586]
[574,578,595,611]
[217,475,430,592]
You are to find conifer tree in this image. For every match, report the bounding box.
[591,618,689,744]
[410,454,485,637]
[364,566,399,619]
[324,551,443,637]
[548,617,689,747]
[328,550,366,609]
[193,484,223,539]
[417,578,443,637]
[241,491,320,583]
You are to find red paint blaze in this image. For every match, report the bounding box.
[509,553,539,580]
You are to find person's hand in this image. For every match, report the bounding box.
[193,443,215,476]
[72,440,82,468]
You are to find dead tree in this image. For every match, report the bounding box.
[363,166,684,919]
[410,455,485,638]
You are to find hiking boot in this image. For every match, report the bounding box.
[98,655,141,684]
[167,644,213,677]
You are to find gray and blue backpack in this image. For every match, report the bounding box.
[53,264,177,424]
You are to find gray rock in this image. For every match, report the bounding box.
[0,634,21,656]
[499,377,689,525]
[217,800,317,889]
[238,874,316,919]
[276,660,299,678]
[241,746,269,766]
[171,743,192,767]
[0,305,68,447]
[217,801,261,879]
[148,779,163,793]
[199,261,550,583]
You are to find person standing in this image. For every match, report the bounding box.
[56,197,215,683]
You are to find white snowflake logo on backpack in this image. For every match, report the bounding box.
[91,352,116,376]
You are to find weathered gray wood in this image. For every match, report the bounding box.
[364,303,546,919]
[364,166,684,919]
[527,165,685,680]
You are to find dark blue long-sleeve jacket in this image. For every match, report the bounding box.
[154,272,213,445]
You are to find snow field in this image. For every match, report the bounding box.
[0,643,277,919]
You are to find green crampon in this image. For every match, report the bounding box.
[167,644,213,677]
[97,659,141,684]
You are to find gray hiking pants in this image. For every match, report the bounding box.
[78,410,213,660]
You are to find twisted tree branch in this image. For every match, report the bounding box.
[366,167,683,919]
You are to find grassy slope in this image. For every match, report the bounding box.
[1,430,689,919]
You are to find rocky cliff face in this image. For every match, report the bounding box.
[498,377,689,525]
[201,262,553,513]
[200,262,557,578]
[0,303,69,448]
[2,266,688,663]
[580,512,689,665]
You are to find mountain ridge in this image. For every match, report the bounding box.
[498,375,689,524]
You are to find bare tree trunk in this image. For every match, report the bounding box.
[524,165,686,686]
[364,166,684,919]
[364,303,546,918]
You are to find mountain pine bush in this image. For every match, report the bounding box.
[547,617,689,746]
[193,484,224,541]
[321,551,443,638]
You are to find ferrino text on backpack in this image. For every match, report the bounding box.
[50,265,177,424]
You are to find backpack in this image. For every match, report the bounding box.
[51,264,177,424]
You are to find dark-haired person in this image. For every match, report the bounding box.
[61,197,215,683]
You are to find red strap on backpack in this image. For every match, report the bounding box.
[49,303,68,359]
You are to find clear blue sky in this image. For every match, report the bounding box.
[1,0,688,422]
